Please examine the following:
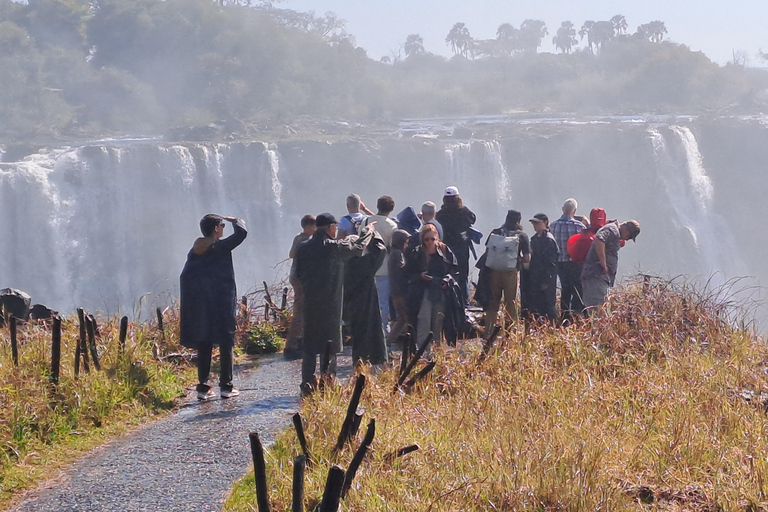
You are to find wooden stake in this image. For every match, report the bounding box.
[77,308,89,373]
[9,316,18,367]
[334,374,366,452]
[85,314,101,371]
[291,455,305,512]
[383,444,420,464]
[292,413,311,465]
[341,419,375,498]
[50,315,61,384]
[394,331,433,392]
[248,432,271,512]
[404,361,436,390]
[119,316,128,352]
[318,465,345,512]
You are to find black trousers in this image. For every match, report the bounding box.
[301,350,337,386]
[529,276,558,324]
[557,261,584,320]
[197,344,234,392]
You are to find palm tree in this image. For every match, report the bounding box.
[579,20,595,52]
[590,20,614,52]
[404,33,425,58]
[648,20,667,43]
[636,21,667,43]
[610,15,628,37]
[496,22,517,56]
[518,19,547,53]
[552,21,577,54]
[445,22,473,58]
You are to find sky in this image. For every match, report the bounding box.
[283,0,767,66]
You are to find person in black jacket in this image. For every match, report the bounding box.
[404,224,458,347]
[295,213,374,394]
[435,186,476,304]
[180,214,247,400]
[527,213,559,325]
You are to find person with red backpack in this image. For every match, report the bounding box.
[567,207,606,266]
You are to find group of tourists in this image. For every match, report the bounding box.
[177,187,640,399]
[288,189,640,394]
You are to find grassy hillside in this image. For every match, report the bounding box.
[225,277,768,511]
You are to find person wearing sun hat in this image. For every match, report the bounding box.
[581,219,641,310]
[435,186,476,303]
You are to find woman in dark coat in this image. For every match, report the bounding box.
[405,224,458,346]
[345,231,388,365]
[435,186,476,304]
[180,214,247,400]
[295,214,374,391]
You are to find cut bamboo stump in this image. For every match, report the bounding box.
[156,307,165,341]
[50,315,62,384]
[119,316,128,352]
[85,314,101,371]
[292,455,306,512]
[9,316,18,367]
[76,308,89,375]
[334,374,366,453]
[478,324,502,364]
[292,413,312,465]
[394,332,433,392]
[404,361,436,390]
[341,418,375,498]
[248,432,271,512]
[318,465,345,512]
[383,444,420,464]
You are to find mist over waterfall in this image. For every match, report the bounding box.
[0,142,290,314]
[1,117,767,320]
[647,125,743,280]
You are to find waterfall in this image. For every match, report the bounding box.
[647,125,739,277]
[482,140,512,207]
[443,140,511,217]
[265,144,283,208]
[0,142,289,314]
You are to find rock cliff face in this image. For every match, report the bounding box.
[0,117,765,316]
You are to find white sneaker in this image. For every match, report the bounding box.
[220,388,240,399]
[197,389,215,401]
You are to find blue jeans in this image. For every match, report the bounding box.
[375,276,390,333]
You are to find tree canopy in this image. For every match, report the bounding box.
[0,2,764,142]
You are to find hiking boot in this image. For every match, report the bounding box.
[197,389,215,401]
[220,388,240,399]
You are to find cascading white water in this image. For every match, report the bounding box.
[443,140,511,220]
[265,144,283,209]
[482,140,512,207]
[0,142,290,314]
[647,125,741,277]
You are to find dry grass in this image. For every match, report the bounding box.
[225,278,768,511]
[0,309,196,506]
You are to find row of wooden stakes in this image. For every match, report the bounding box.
[242,324,505,512]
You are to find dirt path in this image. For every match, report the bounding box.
[10,352,352,512]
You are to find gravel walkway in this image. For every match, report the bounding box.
[10,351,353,512]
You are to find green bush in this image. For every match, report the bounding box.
[244,323,285,355]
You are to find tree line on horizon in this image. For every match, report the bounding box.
[0,0,765,143]
[402,15,668,61]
